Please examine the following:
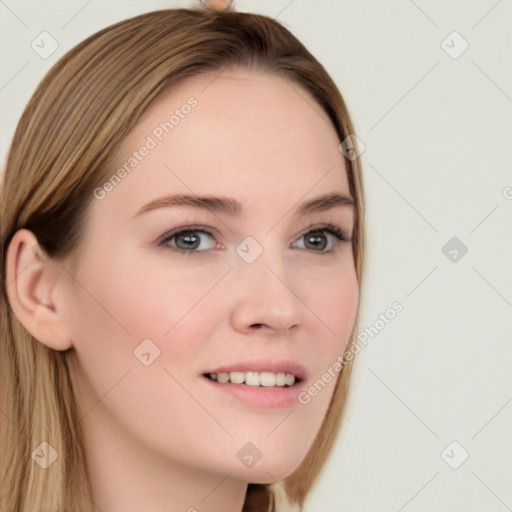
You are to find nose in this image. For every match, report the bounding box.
[229,244,303,336]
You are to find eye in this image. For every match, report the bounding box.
[156,227,217,255]
[156,223,351,256]
[291,224,349,253]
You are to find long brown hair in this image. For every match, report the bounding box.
[0,8,365,511]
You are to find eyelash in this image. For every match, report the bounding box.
[156,223,351,257]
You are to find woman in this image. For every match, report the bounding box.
[0,5,365,511]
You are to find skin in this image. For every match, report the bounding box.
[6,68,358,511]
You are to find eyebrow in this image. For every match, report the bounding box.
[133,192,354,218]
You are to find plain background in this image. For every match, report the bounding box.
[1,1,511,510]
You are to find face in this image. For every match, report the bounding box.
[61,68,359,484]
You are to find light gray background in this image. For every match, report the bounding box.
[1,1,511,511]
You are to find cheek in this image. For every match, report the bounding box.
[112,258,231,343]
[326,270,359,350]
[74,253,233,379]
[298,257,359,353]
[64,255,233,460]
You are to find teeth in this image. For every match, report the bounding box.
[229,371,245,384]
[285,373,295,386]
[245,371,260,386]
[217,372,229,383]
[260,372,276,387]
[207,371,296,387]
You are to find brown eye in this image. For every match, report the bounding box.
[304,230,328,251]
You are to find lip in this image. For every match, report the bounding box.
[201,359,308,409]
[202,359,308,382]
[201,374,307,409]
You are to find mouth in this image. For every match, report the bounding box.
[201,366,306,408]
[202,371,301,388]
[200,360,308,408]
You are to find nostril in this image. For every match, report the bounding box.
[251,323,263,329]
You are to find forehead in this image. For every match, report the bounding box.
[95,69,352,223]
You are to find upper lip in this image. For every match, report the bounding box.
[203,359,308,382]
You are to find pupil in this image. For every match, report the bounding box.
[178,232,199,250]
[306,230,326,250]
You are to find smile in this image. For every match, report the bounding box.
[205,371,296,387]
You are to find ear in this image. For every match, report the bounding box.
[5,228,73,351]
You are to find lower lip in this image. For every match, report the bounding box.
[201,376,305,409]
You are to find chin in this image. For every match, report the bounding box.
[232,452,307,484]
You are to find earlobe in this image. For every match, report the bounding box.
[5,228,73,351]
